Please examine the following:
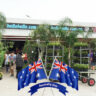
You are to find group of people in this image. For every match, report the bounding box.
[4,51,28,78]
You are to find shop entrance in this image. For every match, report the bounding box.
[9,41,25,53]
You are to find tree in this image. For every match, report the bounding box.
[89,39,96,50]
[0,12,6,50]
[31,24,55,58]
[58,17,83,66]
[0,12,6,31]
[0,12,6,40]
[0,12,6,68]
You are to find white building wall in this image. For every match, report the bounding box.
[3,29,32,36]
[2,18,96,39]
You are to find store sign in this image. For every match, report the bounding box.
[51,26,84,31]
[6,23,84,31]
[6,23,37,30]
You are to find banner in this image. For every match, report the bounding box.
[29,82,68,96]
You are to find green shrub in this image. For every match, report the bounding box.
[48,41,61,46]
[0,72,3,79]
[74,42,88,47]
[46,63,52,69]
[73,64,89,71]
[0,51,5,68]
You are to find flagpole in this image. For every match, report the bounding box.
[48,56,57,79]
[38,57,48,79]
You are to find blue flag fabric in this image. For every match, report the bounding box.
[49,59,79,90]
[18,59,47,90]
[49,59,60,81]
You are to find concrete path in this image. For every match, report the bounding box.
[0,68,96,96]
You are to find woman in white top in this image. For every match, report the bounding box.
[5,51,9,72]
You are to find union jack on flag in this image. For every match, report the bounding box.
[29,59,43,73]
[49,59,79,90]
[53,59,68,73]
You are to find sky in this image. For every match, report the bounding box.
[0,0,96,22]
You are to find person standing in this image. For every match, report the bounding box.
[4,51,10,73]
[9,52,16,76]
[16,51,24,78]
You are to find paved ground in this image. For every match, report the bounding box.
[0,68,96,96]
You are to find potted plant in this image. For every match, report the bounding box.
[73,64,89,71]
[0,72,3,80]
[74,42,88,49]
[82,51,88,57]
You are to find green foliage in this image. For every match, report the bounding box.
[0,12,7,68]
[73,58,80,63]
[0,51,6,68]
[73,42,89,64]
[63,46,73,64]
[0,42,4,51]
[74,49,88,57]
[0,12,6,30]
[48,41,61,46]
[32,24,55,44]
[59,17,72,26]
[82,58,88,64]
[46,63,52,70]
[29,17,91,67]
[31,24,56,59]
[0,72,3,79]
[23,40,38,63]
[74,42,88,47]
[73,64,89,71]
[46,63,52,75]
[3,41,14,51]
[89,39,96,51]
[58,17,80,47]
[58,17,84,66]
[0,12,13,54]
[23,63,28,69]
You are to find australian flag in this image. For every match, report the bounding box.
[49,59,78,90]
[18,59,47,90]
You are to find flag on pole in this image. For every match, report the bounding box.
[49,59,61,81]
[18,59,47,90]
[49,59,79,90]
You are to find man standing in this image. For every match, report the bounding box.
[16,51,24,78]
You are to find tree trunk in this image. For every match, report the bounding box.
[68,46,71,67]
[38,47,44,59]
